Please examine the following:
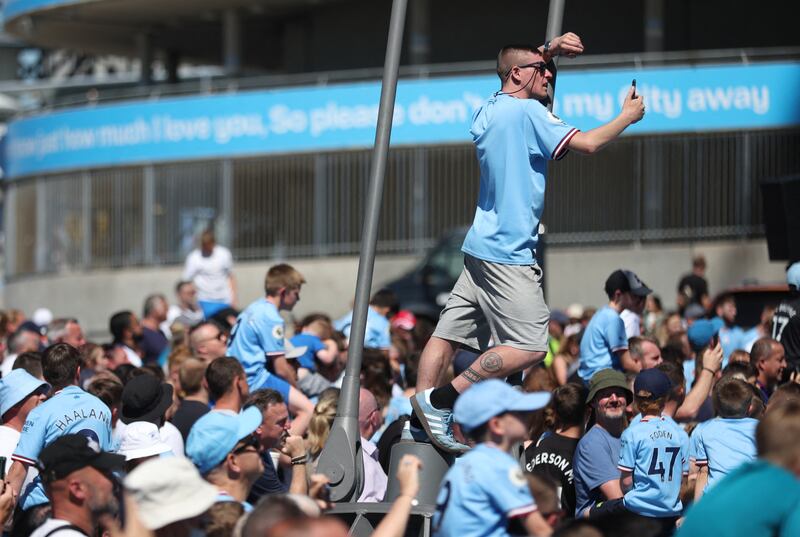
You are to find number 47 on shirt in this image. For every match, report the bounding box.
[648,447,680,482]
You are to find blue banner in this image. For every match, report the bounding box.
[2,0,85,22]
[3,62,799,178]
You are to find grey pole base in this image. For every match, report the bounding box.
[328,502,437,537]
[327,441,454,537]
[384,439,455,506]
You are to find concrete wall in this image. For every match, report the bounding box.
[545,238,787,311]
[1,255,420,339]
[1,238,786,339]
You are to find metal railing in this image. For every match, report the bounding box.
[5,127,799,279]
[2,46,799,113]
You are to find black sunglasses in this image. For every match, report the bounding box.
[232,433,260,454]
[504,61,548,79]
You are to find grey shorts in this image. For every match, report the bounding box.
[432,254,550,352]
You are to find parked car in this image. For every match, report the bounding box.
[384,228,467,322]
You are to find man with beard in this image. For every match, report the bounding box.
[572,369,632,517]
[31,434,124,537]
[712,294,745,365]
[109,311,144,367]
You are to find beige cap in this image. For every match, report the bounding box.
[124,457,218,530]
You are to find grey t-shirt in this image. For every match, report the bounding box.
[572,425,622,516]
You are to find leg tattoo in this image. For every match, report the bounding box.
[479,352,503,374]
[463,367,485,384]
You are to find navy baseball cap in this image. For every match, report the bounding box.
[788,262,800,290]
[186,407,262,474]
[0,369,49,418]
[634,368,672,399]
[453,380,551,433]
[605,269,652,298]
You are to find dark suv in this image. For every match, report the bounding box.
[384,228,467,321]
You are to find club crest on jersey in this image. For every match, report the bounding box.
[272,325,284,339]
[508,466,526,487]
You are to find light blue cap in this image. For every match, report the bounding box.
[453,379,551,433]
[788,262,800,289]
[688,318,720,351]
[0,369,49,418]
[185,406,262,475]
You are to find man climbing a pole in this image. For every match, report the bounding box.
[410,33,646,453]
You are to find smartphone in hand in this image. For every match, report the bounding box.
[632,79,637,98]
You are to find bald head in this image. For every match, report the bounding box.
[751,338,782,367]
[189,322,228,362]
[358,388,381,440]
[751,337,787,387]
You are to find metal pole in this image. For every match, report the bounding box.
[541,0,565,297]
[317,0,408,503]
[544,0,565,112]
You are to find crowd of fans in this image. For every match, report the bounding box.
[0,245,798,537]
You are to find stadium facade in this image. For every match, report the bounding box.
[0,0,798,335]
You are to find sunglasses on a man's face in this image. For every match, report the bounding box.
[504,61,548,79]
[232,433,260,454]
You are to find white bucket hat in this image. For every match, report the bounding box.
[118,421,172,461]
[124,457,217,530]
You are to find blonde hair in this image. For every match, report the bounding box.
[307,388,339,457]
[167,344,193,387]
[178,357,208,397]
[265,264,306,296]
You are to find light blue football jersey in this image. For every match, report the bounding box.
[333,307,392,349]
[578,306,628,381]
[618,416,689,517]
[689,417,757,492]
[12,386,113,509]
[433,443,537,537]
[717,324,746,366]
[227,298,285,389]
[461,93,578,265]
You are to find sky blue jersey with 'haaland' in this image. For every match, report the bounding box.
[12,385,113,509]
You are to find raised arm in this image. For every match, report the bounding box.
[371,455,422,537]
[568,87,645,154]
[675,343,723,420]
[539,32,584,62]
